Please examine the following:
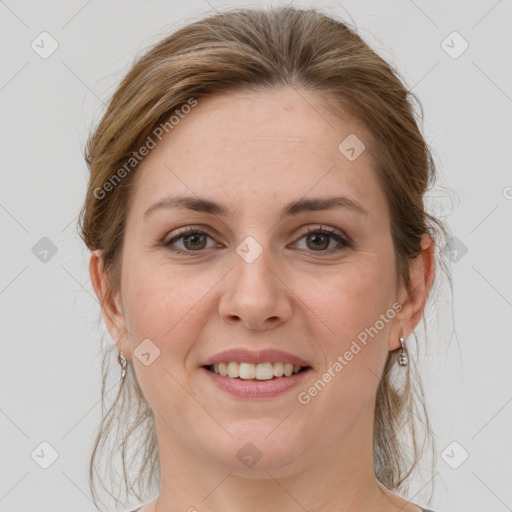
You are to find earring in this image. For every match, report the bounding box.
[118,349,127,380]
[398,336,408,366]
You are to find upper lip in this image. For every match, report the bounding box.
[201,348,312,368]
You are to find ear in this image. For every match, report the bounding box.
[89,249,131,358]
[389,233,435,351]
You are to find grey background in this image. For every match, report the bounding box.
[1,1,511,511]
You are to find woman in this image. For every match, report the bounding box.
[80,6,450,512]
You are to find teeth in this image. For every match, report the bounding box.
[208,362,305,380]
[256,362,274,380]
[219,362,228,376]
[273,362,284,377]
[227,361,239,378]
[239,362,256,379]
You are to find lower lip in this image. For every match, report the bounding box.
[201,367,312,398]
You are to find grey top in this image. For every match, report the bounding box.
[128,507,436,511]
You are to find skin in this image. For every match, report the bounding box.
[90,86,434,512]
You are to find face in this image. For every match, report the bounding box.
[103,86,407,475]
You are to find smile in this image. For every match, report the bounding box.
[205,361,310,380]
[202,364,312,398]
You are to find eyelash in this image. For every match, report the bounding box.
[163,225,350,256]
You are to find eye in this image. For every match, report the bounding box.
[163,225,350,256]
[293,225,350,253]
[163,227,217,255]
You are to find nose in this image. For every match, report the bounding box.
[218,244,293,332]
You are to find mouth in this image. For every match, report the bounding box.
[202,362,312,380]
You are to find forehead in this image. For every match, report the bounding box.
[128,86,386,221]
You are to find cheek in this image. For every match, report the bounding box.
[119,259,213,415]
[120,256,215,355]
[314,259,396,395]
[323,258,394,337]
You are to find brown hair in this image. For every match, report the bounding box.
[79,5,451,509]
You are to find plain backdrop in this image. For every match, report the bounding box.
[1,1,511,511]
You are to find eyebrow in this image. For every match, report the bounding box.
[143,194,369,220]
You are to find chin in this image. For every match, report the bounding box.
[203,421,309,474]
